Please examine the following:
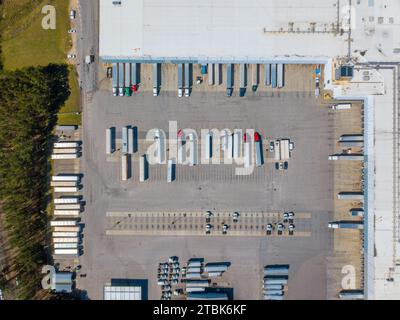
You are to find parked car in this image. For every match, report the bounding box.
[67,54,76,59]
[275,162,279,170]
[68,29,77,33]
[69,10,76,19]
[284,161,288,170]
[269,141,274,153]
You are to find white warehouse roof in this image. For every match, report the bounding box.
[100,0,349,62]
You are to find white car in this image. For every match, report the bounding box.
[67,54,76,59]
[68,29,77,33]
[70,10,76,19]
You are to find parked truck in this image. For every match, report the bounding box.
[239,64,247,97]
[54,197,80,204]
[50,181,78,187]
[178,63,184,97]
[53,210,80,216]
[226,64,233,96]
[54,243,79,249]
[52,175,80,182]
[52,237,79,243]
[254,132,263,167]
[271,64,277,88]
[121,154,128,181]
[331,103,352,110]
[53,226,81,232]
[50,220,78,227]
[122,126,128,154]
[130,63,139,92]
[112,63,118,96]
[54,187,79,193]
[153,63,159,96]
[54,204,81,210]
[337,192,364,200]
[124,63,131,96]
[208,63,214,85]
[184,63,191,97]
[349,208,364,217]
[277,64,285,88]
[265,64,271,86]
[329,154,364,161]
[339,134,364,142]
[52,148,78,154]
[54,142,79,148]
[51,154,78,160]
[328,221,364,229]
[106,128,113,154]
[54,249,79,255]
[52,232,79,238]
[118,63,124,96]
[251,64,259,91]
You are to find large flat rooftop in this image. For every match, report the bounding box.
[99,0,347,61]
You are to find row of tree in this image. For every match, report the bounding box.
[0,64,70,299]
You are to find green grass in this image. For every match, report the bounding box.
[57,113,81,126]
[1,0,71,69]
[0,0,80,119]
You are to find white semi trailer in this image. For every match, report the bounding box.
[51,154,78,160]
[54,142,79,148]
[121,154,128,181]
[54,197,80,204]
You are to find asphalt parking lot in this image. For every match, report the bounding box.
[78,65,336,300]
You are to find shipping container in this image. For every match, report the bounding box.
[264,265,289,276]
[339,141,364,148]
[124,63,131,90]
[338,290,364,300]
[264,294,284,300]
[252,64,259,86]
[279,139,290,160]
[328,221,364,229]
[185,272,201,279]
